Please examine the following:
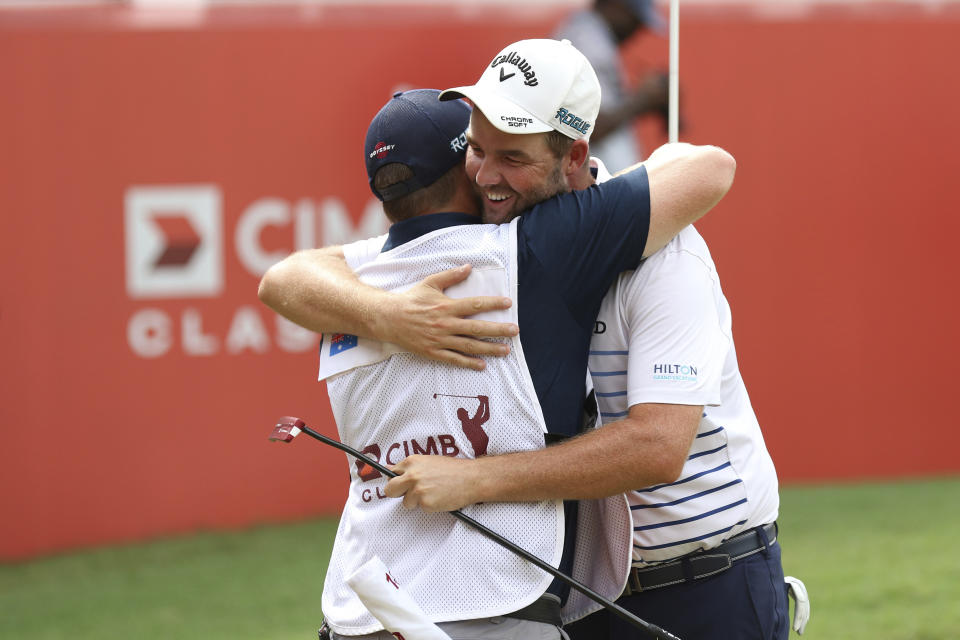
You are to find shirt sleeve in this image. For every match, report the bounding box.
[342,234,387,270]
[623,245,729,407]
[517,167,651,327]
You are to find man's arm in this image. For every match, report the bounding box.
[573,142,735,258]
[258,246,518,370]
[386,238,726,511]
[258,245,382,336]
[259,143,733,367]
[384,402,701,511]
[637,142,736,257]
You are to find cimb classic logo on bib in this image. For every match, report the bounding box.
[354,393,491,503]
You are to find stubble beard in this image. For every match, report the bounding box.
[479,162,570,224]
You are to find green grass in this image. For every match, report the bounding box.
[776,477,960,640]
[2,477,958,639]
[0,519,340,640]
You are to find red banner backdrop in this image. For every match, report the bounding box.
[1,2,958,559]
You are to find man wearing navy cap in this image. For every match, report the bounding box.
[362,91,478,221]
[260,51,736,638]
[554,0,671,172]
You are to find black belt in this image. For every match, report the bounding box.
[624,522,778,596]
[504,594,562,626]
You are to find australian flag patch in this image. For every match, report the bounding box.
[328,333,359,356]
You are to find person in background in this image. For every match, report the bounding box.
[554,0,670,171]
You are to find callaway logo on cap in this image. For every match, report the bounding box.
[439,39,601,141]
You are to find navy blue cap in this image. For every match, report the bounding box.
[364,89,472,202]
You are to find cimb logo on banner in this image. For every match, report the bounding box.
[123,184,388,359]
[125,185,223,299]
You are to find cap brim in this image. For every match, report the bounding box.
[440,85,553,136]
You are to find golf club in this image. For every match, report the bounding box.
[269,416,681,640]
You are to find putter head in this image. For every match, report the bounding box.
[269,416,306,443]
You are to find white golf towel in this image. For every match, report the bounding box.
[346,556,453,640]
[785,575,810,634]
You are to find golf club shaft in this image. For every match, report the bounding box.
[296,423,680,640]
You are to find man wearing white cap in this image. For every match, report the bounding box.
[259,39,794,640]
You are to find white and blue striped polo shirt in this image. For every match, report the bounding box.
[588,225,780,566]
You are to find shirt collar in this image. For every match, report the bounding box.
[382,212,480,252]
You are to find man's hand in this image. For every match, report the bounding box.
[630,70,670,119]
[373,265,519,371]
[260,248,519,370]
[384,455,482,512]
[383,403,703,509]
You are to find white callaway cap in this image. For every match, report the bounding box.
[440,39,601,141]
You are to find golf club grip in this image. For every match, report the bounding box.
[297,424,681,640]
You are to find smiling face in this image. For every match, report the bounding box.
[464,109,570,224]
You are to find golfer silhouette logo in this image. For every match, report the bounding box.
[434,393,490,457]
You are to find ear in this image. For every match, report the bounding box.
[564,139,590,179]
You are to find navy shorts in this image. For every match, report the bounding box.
[566,541,790,640]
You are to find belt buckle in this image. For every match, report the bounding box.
[624,566,644,596]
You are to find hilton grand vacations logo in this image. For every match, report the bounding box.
[652,363,698,382]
